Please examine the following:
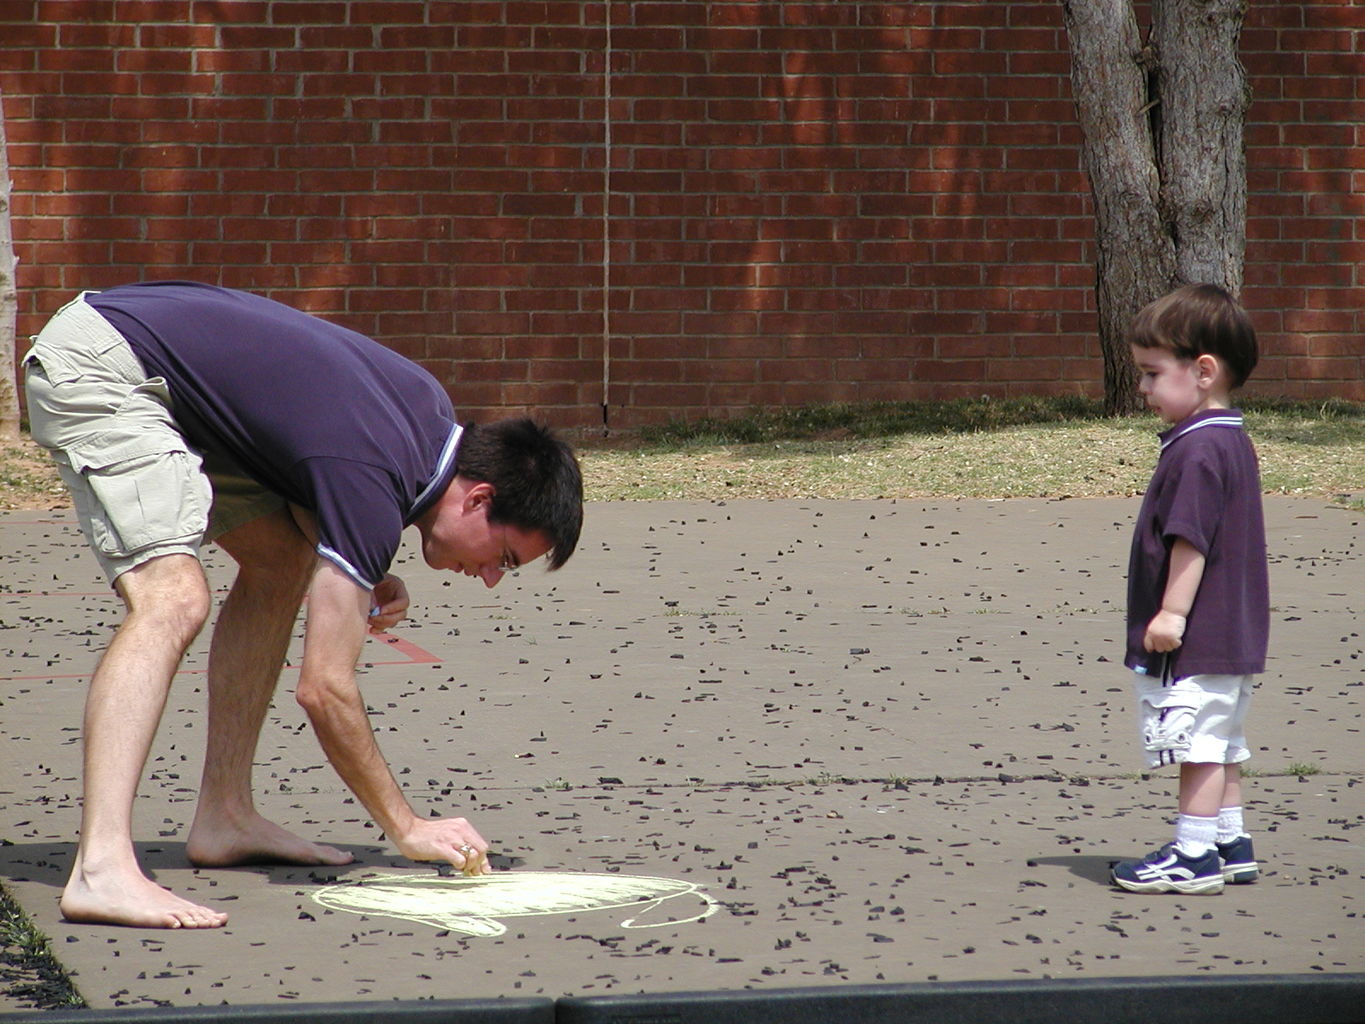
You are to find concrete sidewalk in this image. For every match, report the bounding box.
[0,497,1360,1010]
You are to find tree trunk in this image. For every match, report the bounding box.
[1154,0,1250,292]
[1062,0,1174,415]
[0,86,19,441]
[1061,0,1248,416]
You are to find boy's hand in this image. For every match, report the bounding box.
[1144,610,1187,652]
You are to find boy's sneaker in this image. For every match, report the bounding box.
[1111,843,1225,895]
[1216,835,1259,884]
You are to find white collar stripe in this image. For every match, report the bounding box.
[1161,414,1244,450]
[412,423,463,511]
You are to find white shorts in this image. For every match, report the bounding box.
[1133,672,1254,769]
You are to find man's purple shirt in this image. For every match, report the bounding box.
[90,281,460,590]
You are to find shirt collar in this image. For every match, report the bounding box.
[1159,409,1244,450]
[407,422,463,524]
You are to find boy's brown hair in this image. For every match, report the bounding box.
[1127,283,1259,388]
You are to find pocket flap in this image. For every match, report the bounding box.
[23,344,83,384]
[64,430,184,474]
[1143,687,1199,711]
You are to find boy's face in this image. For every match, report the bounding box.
[1131,345,1227,425]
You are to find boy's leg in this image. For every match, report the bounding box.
[1216,763,1259,883]
[1173,761,1222,859]
[1112,763,1224,893]
[1178,761,1225,818]
[1222,763,1243,810]
[59,555,228,929]
[1114,674,1226,895]
[1215,675,1259,882]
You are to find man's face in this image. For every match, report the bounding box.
[421,483,552,588]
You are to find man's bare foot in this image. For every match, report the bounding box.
[61,867,227,929]
[186,811,354,868]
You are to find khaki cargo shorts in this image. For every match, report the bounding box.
[23,292,282,585]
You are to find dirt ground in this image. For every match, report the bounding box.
[0,497,1360,1011]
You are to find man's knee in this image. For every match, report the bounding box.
[116,555,212,644]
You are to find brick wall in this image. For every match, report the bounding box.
[2,0,1360,433]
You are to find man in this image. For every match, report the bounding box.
[23,281,583,929]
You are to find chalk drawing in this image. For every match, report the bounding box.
[311,870,719,938]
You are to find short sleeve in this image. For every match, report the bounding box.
[1157,448,1225,557]
[294,456,405,590]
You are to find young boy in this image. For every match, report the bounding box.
[1110,283,1270,896]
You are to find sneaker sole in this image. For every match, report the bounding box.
[1222,863,1259,884]
[1113,874,1225,895]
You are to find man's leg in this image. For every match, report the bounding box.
[60,554,228,929]
[185,509,352,868]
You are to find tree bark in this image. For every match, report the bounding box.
[1154,0,1250,292]
[1062,0,1174,415]
[1061,0,1248,416]
[0,86,18,441]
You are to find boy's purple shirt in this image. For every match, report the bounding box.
[1125,408,1270,679]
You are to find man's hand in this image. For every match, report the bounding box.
[1144,609,1187,653]
[393,817,492,876]
[367,573,410,634]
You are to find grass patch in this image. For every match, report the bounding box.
[0,883,84,1009]
[634,394,1107,445]
[581,397,1365,501]
[4,397,1361,507]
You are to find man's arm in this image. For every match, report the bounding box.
[1144,537,1206,653]
[287,503,408,635]
[296,560,491,874]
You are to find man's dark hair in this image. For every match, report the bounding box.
[454,418,583,570]
[1127,283,1259,389]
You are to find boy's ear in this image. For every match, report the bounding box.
[1195,353,1222,388]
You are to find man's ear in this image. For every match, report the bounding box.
[462,480,497,513]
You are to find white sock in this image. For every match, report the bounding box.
[1174,814,1218,858]
[1217,806,1246,844]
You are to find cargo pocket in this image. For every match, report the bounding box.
[64,434,211,559]
[23,348,88,452]
[22,342,84,384]
[1141,689,1198,766]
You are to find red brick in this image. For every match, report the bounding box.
[1283,308,1359,333]
[1307,336,1365,357]
[989,356,1062,381]
[1283,356,1362,380]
